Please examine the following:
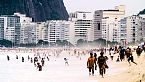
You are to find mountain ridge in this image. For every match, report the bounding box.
[0,0,69,22]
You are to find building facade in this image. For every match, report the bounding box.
[36,22,48,42]
[0,15,21,45]
[93,5,125,42]
[120,15,144,44]
[14,13,38,44]
[69,11,93,45]
[47,20,69,45]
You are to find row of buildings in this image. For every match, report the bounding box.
[0,5,145,46]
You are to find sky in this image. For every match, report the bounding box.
[64,0,145,16]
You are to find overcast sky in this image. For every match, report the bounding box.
[64,0,145,16]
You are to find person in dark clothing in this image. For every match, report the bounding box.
[119,48,125,61]
[87,53,96,76]
[37,63,42,71]
[136,46,142,58]
[16,55,18,59]
[28,55,30,61]
[142,44,145,52]
[97,51,107,78]
[47,56,49,61]
[7,55,10,61]
[41,58,45,66]
[125,47,131,59]
[34,57,38,67]
[22,57,24,62]
[128,53,137,66]
[116,56,120,62]
[30,58,33,63]
[94,53,97,70]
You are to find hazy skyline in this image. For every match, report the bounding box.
[64,0,145,16]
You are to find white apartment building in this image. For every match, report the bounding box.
[47,20,69,45]
[93,5,125,42]
[142,19,145,40]
[120,18,127,45]
[0,17,4,40]
[20,22,37,44]
[69,11,93,45]
[14,13,37,44]
[120,15,144,44]
[0,15,21,44]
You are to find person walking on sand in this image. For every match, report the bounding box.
[110,49,114,61]
[41,58,45,66]
[97,51,108,78]
[136,46,142,58]
[64,58,69,66]
[7,55,10,61]
[119,47,125,61]
[22,57,24,62]
[87,53,96,76]
[94,53,97,70]
[128,52,137,66]
[37,62,42,71]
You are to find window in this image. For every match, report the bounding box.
[83,14,86,19]
[98,23,101,30]
[97,14,100,16]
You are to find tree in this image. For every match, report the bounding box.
[43,41,49,45]
[77,39,84,46]
[56,40,62,46]
[62,40,68,46]
[37,40,43,45]
[37,40,49,47]
[94,38,106,46]
[0,39,12,47]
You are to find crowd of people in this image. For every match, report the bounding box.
[2,48,89,71]
[87,45,144,78]
[1,44,145,78]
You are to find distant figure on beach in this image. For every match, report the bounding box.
[28,55,30,61]
[64,58,69,66]
[41,58,45,66]
[47,56,49,61]
[116,56,120,62]
[136,46,142,58]
[94,53,97,70]
[128,53,137,66]
[125,47,131,58]
[30,58,33,63]
[34,57,38,66]
[37,62,42,71]
[110,49,114,61]
[16,55,18,59]
[7,55,10,61]
[119,47,125,61]
[22,57,24,62]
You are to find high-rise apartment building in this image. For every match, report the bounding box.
[14,13,37,44]
[120,15,144,44]
[93,5,125,42]
[69,11,93,45]
[47,20,69,45]
[0,15,21,45]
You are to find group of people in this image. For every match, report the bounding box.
[87,50,108,78]
[3,45,145,77]
[6,52,48,71]
[87,45,144,78]
[110,46,142,66]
